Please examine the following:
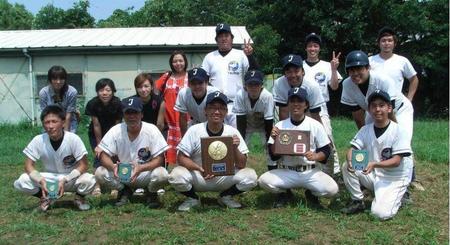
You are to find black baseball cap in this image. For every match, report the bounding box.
[377,26,396,41]
[216,23,234,38]
[288,87,308,102]
[244,70,264,85]
[282,54,303,70]
[122,96,143,112]
[188,68,209,83]
[368,89,391,104]
[305,33,322,46]
[206,91,228,106]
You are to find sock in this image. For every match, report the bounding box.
[220,185,243,197]
[181,188,199,199]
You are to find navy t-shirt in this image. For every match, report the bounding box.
[85,96,123,137]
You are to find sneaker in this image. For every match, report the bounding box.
[146,192,161,209]
[273,190,294,208]
[401,190,413,206]
[305,190,323,208]
[341,200,365,214]
[74,194,90,211]
[218,195,242,209]
[135,188,145,196]
[178,197,200,212]
[115,186,132,207]
[410,180,425,191]
[39,196,52,212]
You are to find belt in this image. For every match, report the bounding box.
[279,164,316,172]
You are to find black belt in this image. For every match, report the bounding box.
[280,164,316,172]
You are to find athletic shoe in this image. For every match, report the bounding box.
[146,192,161,209]
[341,200,365,214]
[305,189,323,208]
[401,190,413,206]
[115,186,132,207]
[74,194,90,211]
[178,197,200,212]
[135,188,145,195]
[410,180,425,191]
[218,195,242,209]
[273,190,294,208]
[39,197,52,212]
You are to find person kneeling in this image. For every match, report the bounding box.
[169,92,258,211]
[258,87,338,208]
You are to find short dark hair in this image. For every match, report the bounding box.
[169,50,188,73]
[377,26,397,43]
[40,104,66,122]
[95,78,117,93]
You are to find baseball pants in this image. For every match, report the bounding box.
[168,166,257,192]
[319,104,340,175]
[95,166,169,192]
[258,167,338,197]
[14,172,96,196]
[342,161,412,220]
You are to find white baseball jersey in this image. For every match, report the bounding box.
[268,116,330,166]
[201,49,249,101]
[174,86,219,123]
[177,122,249,167]
[23,132,87,174]
[369,54,417,92]
[303,60,342,102]
[341,71,406,113]
[350,121,413,178]
[232,88,274,129]
[99,122,169,164]
[272,76,325,110]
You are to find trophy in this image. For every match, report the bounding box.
[46,180,58,200]
[118,163,133,183]
[201,136,235,176]
[352,150,369,171]
[273,130,310,155]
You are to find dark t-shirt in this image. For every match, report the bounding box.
[140,93,163,125]
[85,96,123,137]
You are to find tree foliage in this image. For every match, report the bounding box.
[33,1,94,29]
[33,4,65,29]
[0,0,32,30]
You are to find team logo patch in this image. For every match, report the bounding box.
[63,155,77,169]
[381,148,392,161]
[138,147,152,163]
[228,61,240,74]
[314,72,326,84]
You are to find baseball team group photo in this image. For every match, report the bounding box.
[0,0,448,244]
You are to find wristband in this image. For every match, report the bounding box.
[63,169,81,183]
[29,170,44,183]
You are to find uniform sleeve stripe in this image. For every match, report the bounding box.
[392,149,412,155]
[177,146,191,157]
[350,142,362,150]
[152,145,170,158]
[23,149,38,162]
[341,100,358,106]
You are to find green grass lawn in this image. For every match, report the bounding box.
[0,118,448,244]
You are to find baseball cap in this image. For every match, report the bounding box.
[216,23,234,38]
[377,26,396,41]
[244,70,264,85]
[122,96,143,112]
[368,90,391,104]
[282,54,303,70]
[305,33,322,46]
[188,68,209,83]
[206,91,228,106]
[288,87,308,102]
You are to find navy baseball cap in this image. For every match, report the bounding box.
[368,90,391,104]
[122,96,143,112]
[206,91,228,106]
[244,70,264,85]
[305,33,322,46]
[282,54,303,70]
[188,68,209,83]
[288,87,308,102]
[216,23,234,37]
[377,26,396,41]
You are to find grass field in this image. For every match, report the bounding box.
[0,118,448,244]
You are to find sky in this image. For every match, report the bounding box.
[8,0,146,21]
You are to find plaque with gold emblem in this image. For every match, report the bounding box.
[351,150,368,171]
[273,130,310,155]
[118,162,133,183]
[201,136,235,176]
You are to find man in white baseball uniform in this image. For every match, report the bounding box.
[169,91,258,211]
[272,54,325,123]
[175,67,219,136]
[201,23,258,128]
[369,27,419,102]
[258,87,338,208]
[341,90,413,220]
[14,105,95,211]
[233,69,275,170]
[303,33,342,176]
[95,97,169,208]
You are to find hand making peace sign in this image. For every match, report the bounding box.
[243,38,254,56]
[331,51,341,70]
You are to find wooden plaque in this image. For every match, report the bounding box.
[201,136,235,176]
[273,130,310,155]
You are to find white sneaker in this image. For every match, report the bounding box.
[178,197,200,212]
[74,194,90,211]
[135,188,145,195]
[218,195,242,209]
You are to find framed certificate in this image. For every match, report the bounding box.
[201,136,235,176]
[273,130,310,155]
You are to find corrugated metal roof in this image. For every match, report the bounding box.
[0,26,251,50]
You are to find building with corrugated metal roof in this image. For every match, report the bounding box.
[0,26,251,124]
